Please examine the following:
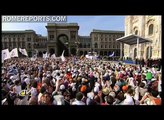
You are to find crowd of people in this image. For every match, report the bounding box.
[1,56,162,105]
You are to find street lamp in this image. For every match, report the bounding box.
[65,42,70,56]
[75,41,80,56]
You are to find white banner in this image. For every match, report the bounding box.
[2,49,11,63]
[19,48,28,56]
[51,53,56,59]
[10,48,18,58]
[31,54,37,61]
[61,50,66,62]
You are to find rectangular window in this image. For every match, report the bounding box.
[27,38,31,41]
[50,35,54,38]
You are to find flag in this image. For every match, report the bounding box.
[31,54,37,61]
[2,49,11,63]
[51,53,56,59]
[34,49,38,55]
[10,48,18,58]
[19,48,28,56]
[109,52,115,57]
[61,50,66,62]
[43,52,46,59]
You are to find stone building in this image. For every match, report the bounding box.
[2,30,37,57]
[90,29,124,60]
[2,23,125,59]
[45,23,79,56]
[124,16,161,60]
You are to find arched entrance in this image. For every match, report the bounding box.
[134,48,137,59]
[146,46,152,59]
[38,51,43,57]
[57,34,69,56]
[80,51,83,56]
[49,48,55,56]
[84,51,87,55]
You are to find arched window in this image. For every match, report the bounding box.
[146,46,152,59]
[135,30,138,35]
[84,51,87,55]
[79,51,83,56]
[133,26,139,35]
[148,24,154,35]
[134,48,137,59]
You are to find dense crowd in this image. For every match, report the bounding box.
[1,56,162,105]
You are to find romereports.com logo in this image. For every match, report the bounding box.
[2,16,67,22]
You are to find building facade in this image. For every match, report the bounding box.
[124,15,161,60]
[2,30,38,57]
[78,36,91,56]
[45,23,79,56]
[34,35,47,57]
[90,29,124,60]
[2,23,125,59]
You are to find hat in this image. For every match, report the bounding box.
[56,76,61,81]
[109,91,116,98]
[102,88,110,95]
[80,85,87,92]
[95,82,100,87]
[60,84,65,90]
[72,86,76,92]
[87,92,94,99]
[122,85,128,92]
[94,86,99,93]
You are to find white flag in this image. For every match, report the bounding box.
[61,50,66,62]
[109,52,115,57]
[43,52,47,59]
[19,48,28,56]
[51,53,56,59]
[10,48,18,58]
[2,49,11,63]
[34,49,38,55]
[31,54,37,61]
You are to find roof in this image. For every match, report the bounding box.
[116,34,152,45]
[78,36,91,39]
[91,29,124,34]
[47,23,78,26]
[2,30,36,34]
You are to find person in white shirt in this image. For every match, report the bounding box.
[72,92,85,105]
[13,80,22,95]
[122,88,135,105]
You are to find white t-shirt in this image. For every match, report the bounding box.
[158,80,162,92]
[122,93,134,105]
[13,85,22,94]
[72,99,85,105]
[31,87,38,97]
